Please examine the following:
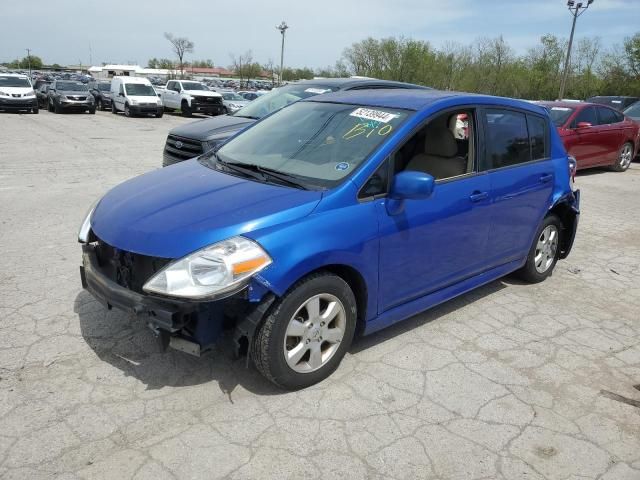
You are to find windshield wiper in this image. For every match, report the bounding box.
[221,160,309,190]
[233,115,260,120]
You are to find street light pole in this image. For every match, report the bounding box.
[26,48,32,78]
[276,21,289,85]
[558,0,594,100]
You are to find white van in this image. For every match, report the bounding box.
[0,73,38,113]
[110,76,163,118]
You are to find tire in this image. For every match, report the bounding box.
[252,272,357,390]
[111,102,117,114]
[32,107,39,114]
[48,99,53,112]
[517,214,562,284]
[54,101,62,114]
[611,142,634,172]
[156,111,163,118]
[89,107,96,114]
[97,99,103,111]
[124,103,132,117]
[181,101,192,117]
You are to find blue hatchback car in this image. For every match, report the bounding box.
[79,89,580,389]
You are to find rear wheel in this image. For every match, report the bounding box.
[517,214,562,283]
[252,273,357,390]
[611,142,634,172]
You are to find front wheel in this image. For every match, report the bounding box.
[517,214,562,283]
[252,273,357,390]
[611,142,634,172]
[32,107,39,114]
[124,103,132,117]
[181,101,192,117]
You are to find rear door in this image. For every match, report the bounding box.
[595,106,624,165]
[481,109,555,268]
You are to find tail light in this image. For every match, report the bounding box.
[568,156,577,190]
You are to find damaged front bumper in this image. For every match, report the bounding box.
[80,244,273,357]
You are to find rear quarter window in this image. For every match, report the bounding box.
[483,109,530,169]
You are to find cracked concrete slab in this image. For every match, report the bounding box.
[1,110,639,479]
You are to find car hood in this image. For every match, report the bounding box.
[2,87,35,96]
[59,90,90,95]
[168,114,255,142]
[128,95,161,103]
[91,159,322,258]
[184,89,221,97]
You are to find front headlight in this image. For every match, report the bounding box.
[78,200,98,243]
[129,99,138,105]
[143,236,272,299]
[0,91,8,97]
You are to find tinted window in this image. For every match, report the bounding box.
[573,107,597,127]
[547,106,574,126]
[527,115,547,160]
[484,109,530,169]
[597,107,619,125]
[624,102,640,118]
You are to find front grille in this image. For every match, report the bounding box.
[164,134,204,162]
[94,238,171,294]
[68,96,87,101]
[193,96,222,105]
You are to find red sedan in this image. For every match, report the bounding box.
[540,101,640,171]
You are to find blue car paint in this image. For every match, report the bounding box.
[90,89,577,336]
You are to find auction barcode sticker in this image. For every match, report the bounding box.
[350,108,398,123]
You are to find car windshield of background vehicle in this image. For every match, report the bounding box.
[548,106,574,126]
[210,101,410,188]
[623,103,640,118]
[124,84,156,96]
[181,82,207,91]
[57,82,88,91]
[223,93,245,101]
[98,83,110,91]
[233,83,338,119]
[0,76,31,88]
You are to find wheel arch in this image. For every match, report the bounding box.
[548,194,579,259]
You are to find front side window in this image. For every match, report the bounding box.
[125,84,156,96]
[483,109,530,169]
[206,101,410,189]
[180,81,206,91]
[573,107,597,127]
[98,83,110,91]
[397,109,475,180]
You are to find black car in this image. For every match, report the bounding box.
[88,80,112,111]
[162,78,430,167]
[586,96,640,112]
[48,80,96,114]
[36,83,51,108]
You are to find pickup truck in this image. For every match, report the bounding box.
[161,80,225,117]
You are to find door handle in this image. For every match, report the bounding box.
[469,191,489,202]
[539,174,553,183]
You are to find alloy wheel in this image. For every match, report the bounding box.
[619,144,633,170]
[534,225,559,273]
[283,293,346,373]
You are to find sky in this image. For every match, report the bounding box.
[1,0,639,69]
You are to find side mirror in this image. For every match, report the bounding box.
[119,92,124,97]
[576,122,592,129]
[390,171,435,200]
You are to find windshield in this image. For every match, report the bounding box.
[0,76,32,88]
[222,92,245,101]
[210,101,410,188]
[181,82,207,91]
[547,106,574,126]
[57,81,88,91]
[125,84,156,96]
[623,102,640,118]
[98,83,110,91]
[233,83,336,119]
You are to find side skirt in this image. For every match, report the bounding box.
[363,259,524,336]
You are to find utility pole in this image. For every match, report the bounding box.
[276,21,289,85]
[26,48,32,78]
[558,0,594,100]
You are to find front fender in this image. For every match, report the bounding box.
[247,199,380,322]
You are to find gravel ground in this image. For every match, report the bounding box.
[1,109,639,480]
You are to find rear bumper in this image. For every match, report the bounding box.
[0,97,37,110]
[560,189,580,259]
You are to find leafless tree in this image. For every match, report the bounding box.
[164,32,194,78]
[230,51,254,87]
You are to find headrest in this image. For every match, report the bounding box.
[424,127,458,157]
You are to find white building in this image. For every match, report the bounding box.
[88,64,175,80]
